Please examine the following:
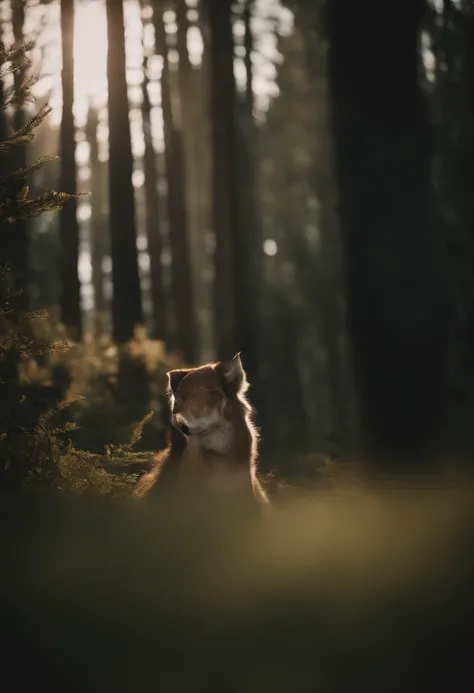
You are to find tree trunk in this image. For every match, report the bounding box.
[298,6,354,447]
[106,0,143,344]
[142,55,167,341]
[326,0,451,470]
[237,0,263,385]
[208,0,241,360]
[175,0,207,360]
[427,3,474,456]
[1,4,28,388]
[182,0,214,359]
[9,1,28,311]
[59,0,82,340]
[85,106,109,329]
[153,4,197,364]
[0,39,8,180]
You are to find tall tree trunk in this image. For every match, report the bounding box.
[59,0,82,340]
[142,55,167,341]
[326,0,450,470]
[429,2,474,455]
[237,0,263,384]
[243,0,254,118]
[9,1,28,311]
[175,0,206,360]
[208,0,241,359]
[0,39,7,179]
[182,0,214,359]
[85,106,109,330]
[153,3,197,363]
[1,4,29,388]
[298,5,354,447]
[106,0,143,344]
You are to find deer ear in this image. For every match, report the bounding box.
[217,353,247,396]
[166,369,190,394]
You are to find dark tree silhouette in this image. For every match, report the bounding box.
[0,42,77,486]
[237,0,263,385]
[176,0,214,359]
[106,0,143,344]
[85,106,109,324]
[175,0,205,354]
[0,41,8,218]
[327,0,450,469]
[153,2,197,363]
[296,3,351,445]
[142,52,167,341]
[427,1,474,455]
[9,1,28,310]
[59,0,82,339]
[207,0,241,359]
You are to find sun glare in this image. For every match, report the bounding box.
[73,1,108,109]
[25,0,292,127]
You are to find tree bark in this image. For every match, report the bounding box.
[106,0,143,344]
[237,0,263,384]
[59,0,82,340]
[326,0,450,470]
[175,0,207,359]
[208,0,241,360]
[180,0,214,359]
[85,106,109,327]
[9,1,28,311]
[0,39,8,186]
[142,55,167,341]
[298,6,354,446]
[428,2,474,456]
[153,4,197,363]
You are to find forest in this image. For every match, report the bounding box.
[2,1,474,691]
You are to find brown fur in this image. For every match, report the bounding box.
[133,354,269,506]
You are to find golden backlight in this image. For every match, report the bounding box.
[73,1,108,107]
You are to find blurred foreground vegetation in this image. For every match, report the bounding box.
[3,484,474,692]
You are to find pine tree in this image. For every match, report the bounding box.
[175,0,207,358]
[326,0,450,469]
[142,50,167,341]
[86,105,109,328]
[177,0,213,359]
[236,0,263,388]
[427,1,474,455]
[153,2,197,363]
[207,0,241,359]
[0,41,76,485]
[0,42,154,493]
[59,0,82,340]
[0,44,74,254]
[9,0,28,311]
[105,0,143,344]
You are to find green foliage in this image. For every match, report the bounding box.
[0,45,78,224]
[0,41,150,495]
[25,396,148,497]
[22,319,179,452]
[0,41,36,111]
[0,42,77,486]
